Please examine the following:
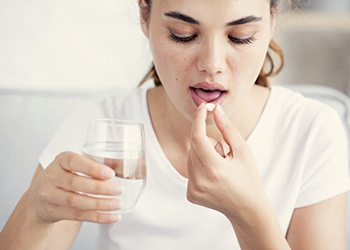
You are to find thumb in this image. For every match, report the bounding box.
[213,104,245,156]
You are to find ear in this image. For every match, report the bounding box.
[138,0,150,38]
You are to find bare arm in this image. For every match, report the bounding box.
[226,199,291,250]
[0,165,81,250]
[287,193,348,250]
[225,193,348,250]
[187,105,348,249]
[0,152,123,250]
[31,165,82,250]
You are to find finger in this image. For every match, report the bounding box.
[49,204,122,224]
[213,105,245,154]
[103,158,122,172]
[56,152,115,180]
[56,169,122,196]
[186,147,207,184]
[191,103,208,138]
[51,186,121,211]
[191,104,215,155]
[186,149,193,176]
[186,147,202,175]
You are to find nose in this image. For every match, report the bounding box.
[196,36,227,76]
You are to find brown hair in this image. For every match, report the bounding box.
[139,0,285,88]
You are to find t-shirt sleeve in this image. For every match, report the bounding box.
[295,107,350,208]
[38,97,119,169]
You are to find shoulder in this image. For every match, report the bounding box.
[267,85,348,150]
[270,85,342,125]
[38,88,147,168]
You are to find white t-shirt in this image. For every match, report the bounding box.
[39,85,350,250]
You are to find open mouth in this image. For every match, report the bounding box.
[190,87,227,107]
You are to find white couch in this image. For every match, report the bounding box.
[0,84,349,249]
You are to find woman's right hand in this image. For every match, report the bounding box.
[25,151,122,224]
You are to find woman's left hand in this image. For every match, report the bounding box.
[186,103,268,220]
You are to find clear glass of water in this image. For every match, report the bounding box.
[82,119,146,213]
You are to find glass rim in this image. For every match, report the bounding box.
[89,118,144,127]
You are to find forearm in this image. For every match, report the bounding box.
[228,199,291,250]
[0,191,54,250]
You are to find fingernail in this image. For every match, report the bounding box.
[103,168,114,178]
[115,214,122,221]
[215,104,225,116]
[197,103,205,110]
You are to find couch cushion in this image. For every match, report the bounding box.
[0,89,100,249]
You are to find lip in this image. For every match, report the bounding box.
[190,87,227,107]
[191,81,228,91]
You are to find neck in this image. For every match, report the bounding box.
[148,86,192,152]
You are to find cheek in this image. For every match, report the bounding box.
[151,39,192,82]
[231,40,270,82]
[248,46,268,77]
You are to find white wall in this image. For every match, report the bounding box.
[274,12,350,95]
[2,1,349,94]
[305,0,350,13]
[0,0,152,92]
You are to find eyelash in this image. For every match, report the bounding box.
[168,33,256,45]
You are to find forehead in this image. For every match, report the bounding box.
[153,0,270,25]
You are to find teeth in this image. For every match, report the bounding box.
[206,103,216,112]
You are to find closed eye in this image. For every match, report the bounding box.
[168,32,256,45]
[168,33,197,43]
[228,35,256,45]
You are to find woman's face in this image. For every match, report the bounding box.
[141,0,275,121]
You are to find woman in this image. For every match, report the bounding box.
[1,0,349,249]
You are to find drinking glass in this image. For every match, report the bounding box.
[82,119,146,213]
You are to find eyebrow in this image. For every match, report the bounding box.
[164,11,262,26]
[227,15,262,26]
[164,11,199,25]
